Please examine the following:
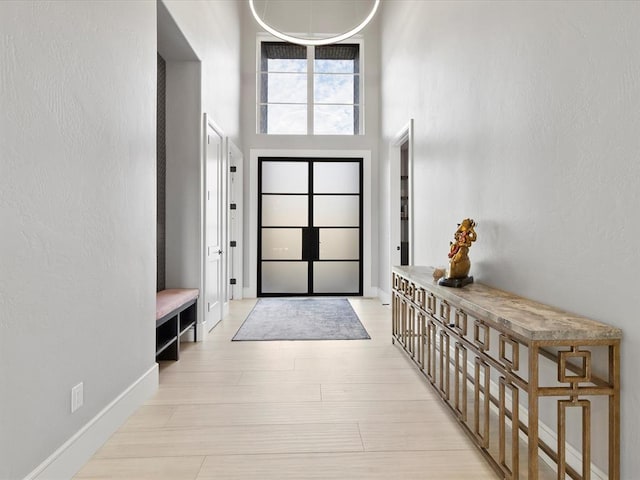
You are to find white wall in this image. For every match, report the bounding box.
[164,0,242,143]
[240,1,381,295]
[164,60,202,293]
[0,1,157,478]
[161,1,242,332]
[379,1,640,476]
[0,1,242,477]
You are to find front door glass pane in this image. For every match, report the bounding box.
[319,229,359,260]
[262,228,302,260]
[314,195,359,227]
[262,195,308,226]
[262,161,308,193]
[313,162,359,193]
[262,262,308,294]
[313,262,359,293]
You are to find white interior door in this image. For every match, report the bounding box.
[205,117,224,331]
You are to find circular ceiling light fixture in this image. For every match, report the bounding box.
[248,0,381,46]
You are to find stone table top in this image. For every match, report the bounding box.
[393,266,622,342]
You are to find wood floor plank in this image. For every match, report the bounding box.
[195,451,497,479]
[294,355,415,371]
[321,381,437,402]
[159,371,242,385]
[279,344,401,357]
[118,406,175,431]
[359,421,476,452]
[146,383,321,405]
[180,342,398,358]
[157,356,295,373]
[94,423,364,458]
[164,400,449,428]
[74,456,204,479]
[238,367,424,385]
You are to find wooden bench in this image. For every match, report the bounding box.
[155,288,199,361]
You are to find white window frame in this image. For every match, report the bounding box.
[256,34,364,136]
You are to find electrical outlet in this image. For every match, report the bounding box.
[71,382,83,413]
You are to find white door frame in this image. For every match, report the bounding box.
[247,148,373,299]
[389,119,414,285]
[226,138,243,300]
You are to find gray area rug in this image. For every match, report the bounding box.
[232,298,370,341]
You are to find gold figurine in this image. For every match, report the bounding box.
[439,218,477,287]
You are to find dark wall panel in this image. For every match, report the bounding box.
[157,53,166,291]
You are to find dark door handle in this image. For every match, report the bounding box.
[302,228,311,261]
[313,228,319,260]
[302,227,320,261]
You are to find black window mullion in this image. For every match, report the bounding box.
[308,160,314,294]
[359,159,364,295]
[257,158,263,294]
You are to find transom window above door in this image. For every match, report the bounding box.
[258,40,362,135]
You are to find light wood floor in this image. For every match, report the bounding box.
[75,298,498,479]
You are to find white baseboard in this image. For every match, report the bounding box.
[243,287,255,299]
[24,364,159,480]
[378,288,391,305]
[364,286,378,298]
[195,322,206,341]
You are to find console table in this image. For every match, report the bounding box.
[392,266,621,480]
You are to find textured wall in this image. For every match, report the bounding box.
[0,1,157,478]
[378,1,640,475]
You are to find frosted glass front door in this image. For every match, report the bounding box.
[262,228,302,260]
[314,196,360,227]
[314,262,360,293]
[319,229,359,260]
[262,195,308,226]
[259,157,362,296]
[262,161,308,193]
[262,262,308,294]
[314,162,360,194]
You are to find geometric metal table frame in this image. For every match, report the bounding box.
[392,266,621,480]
